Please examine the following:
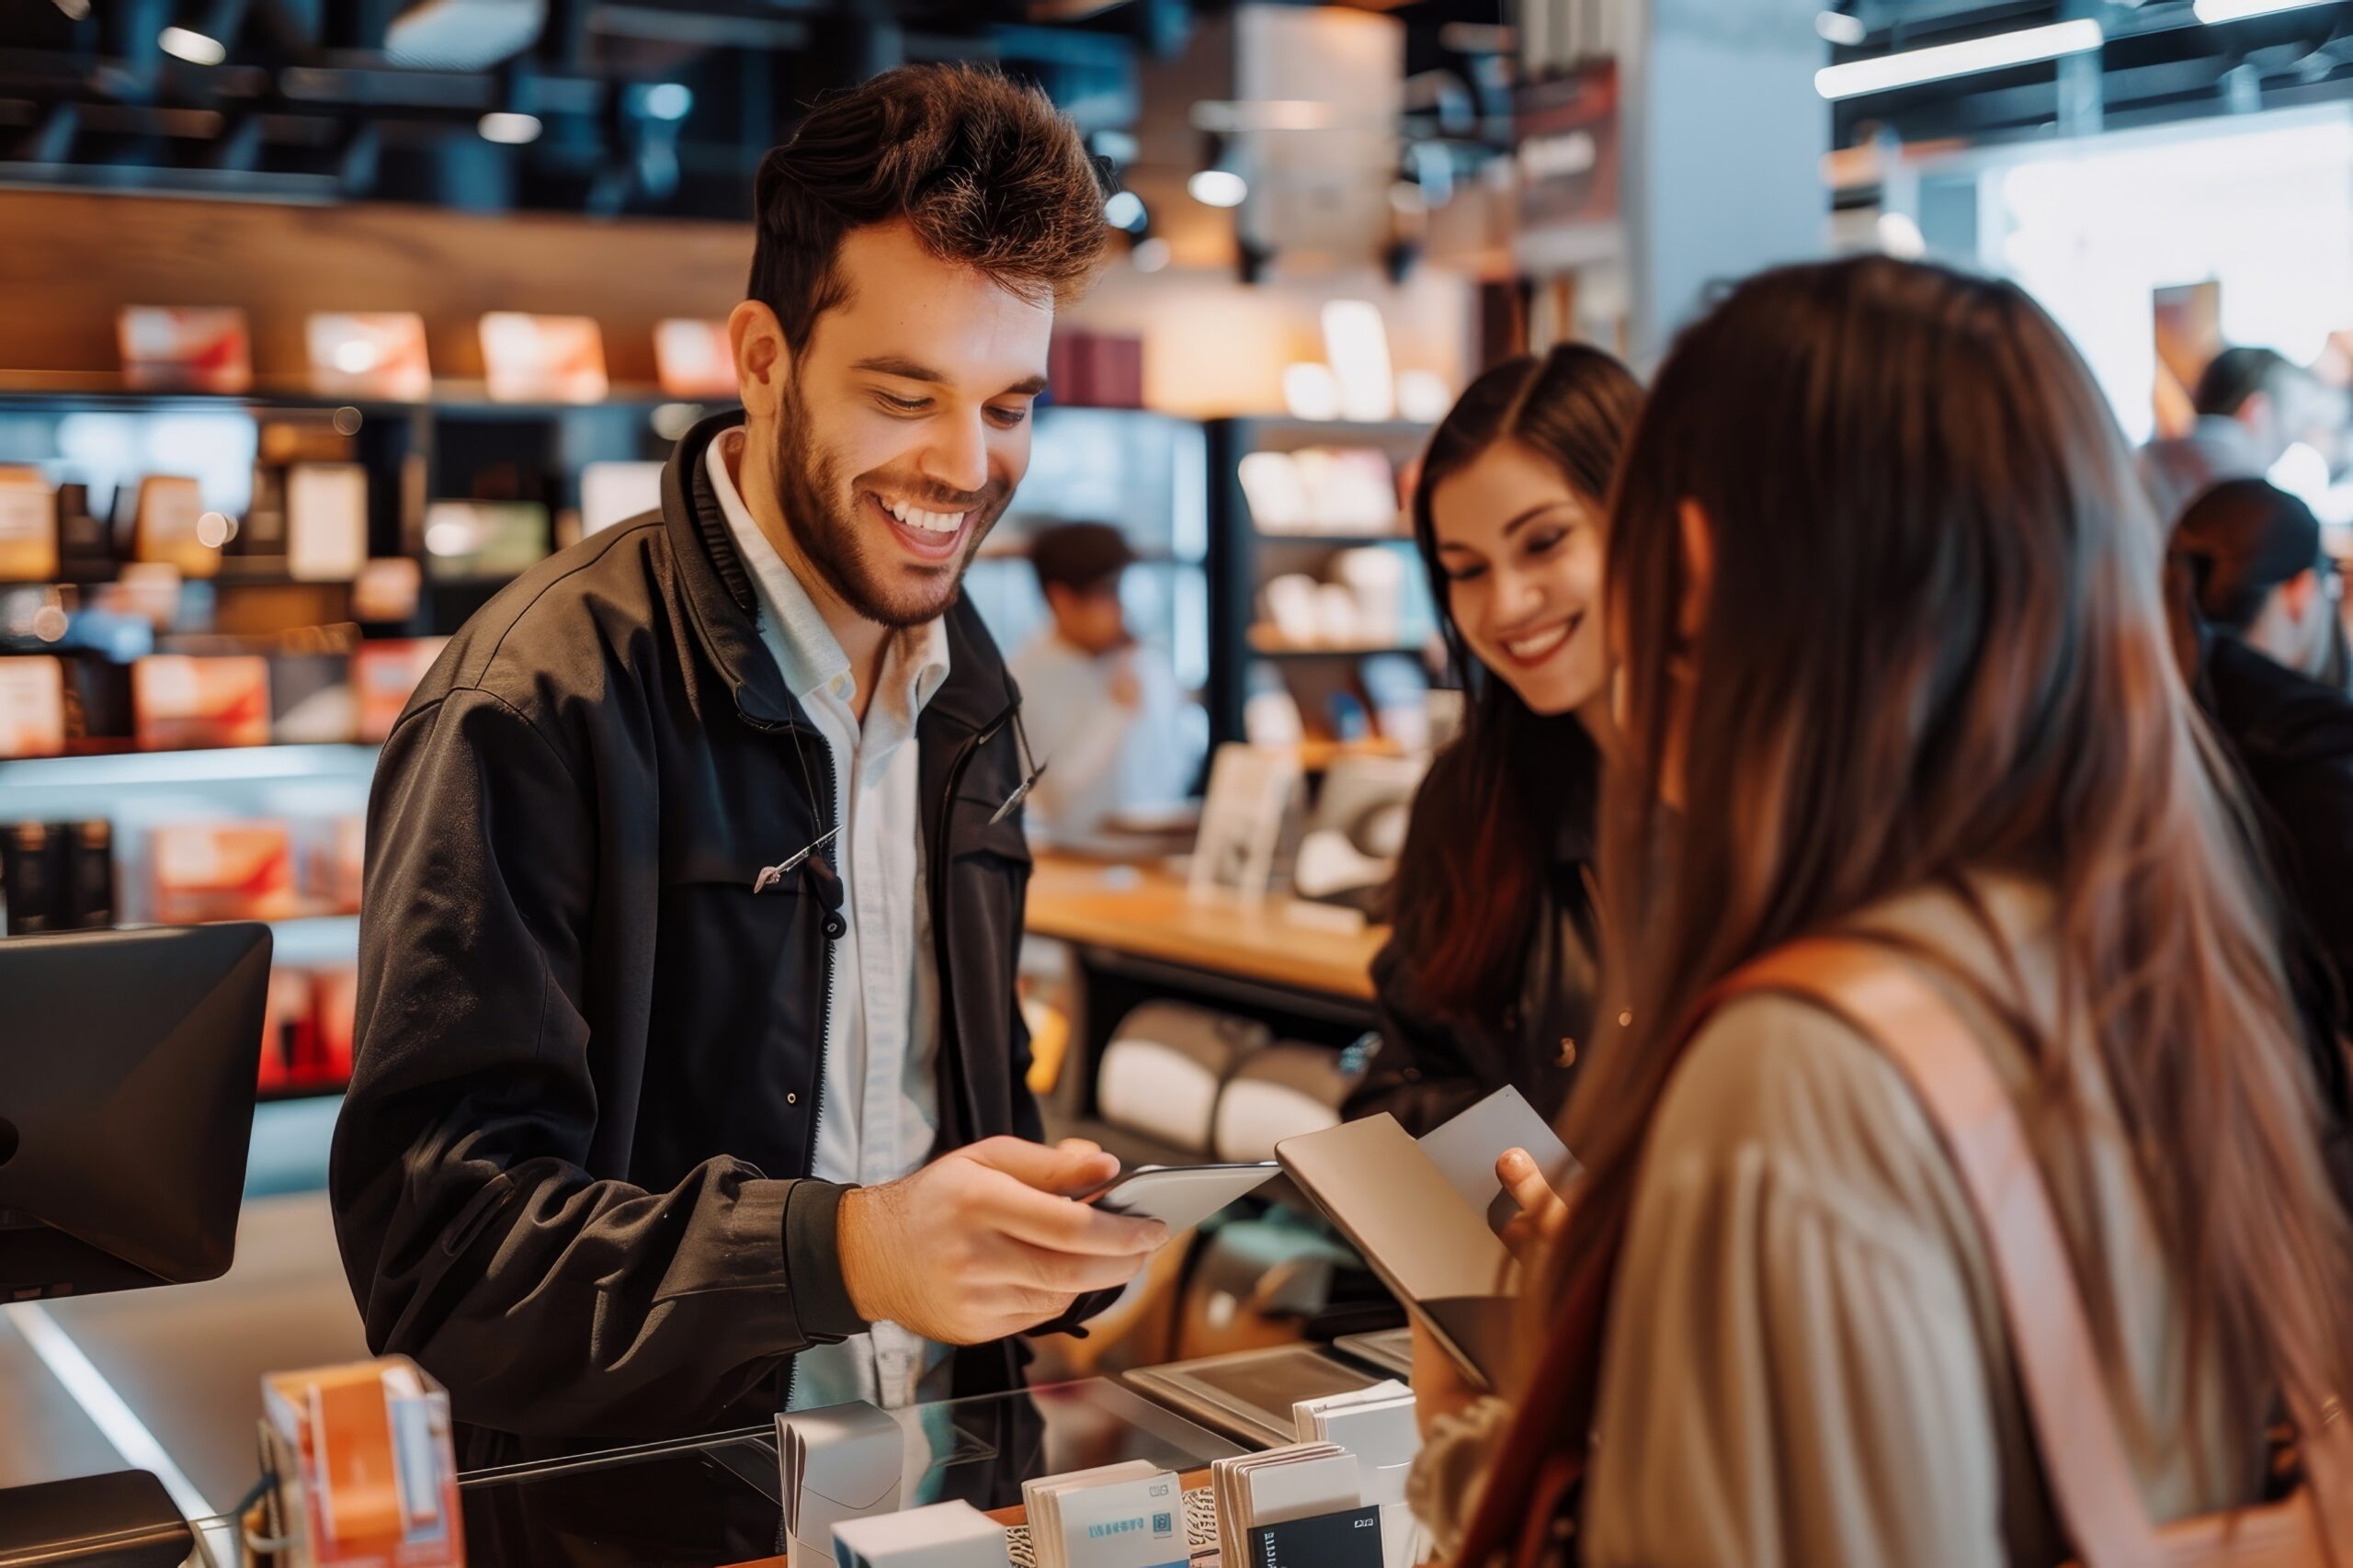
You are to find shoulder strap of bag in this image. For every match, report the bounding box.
[1721,937,2166,1568]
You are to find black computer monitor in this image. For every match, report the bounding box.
[0,922,271,1301]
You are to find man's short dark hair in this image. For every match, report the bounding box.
[2194,346,2296,420]
[748,63,1111,351]
[1029,521,1137,595]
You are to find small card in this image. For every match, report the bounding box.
[1416,1085,1576,1235]
[1246,1506,1384,1568]
[1057,1472,1183,1568]
[832,1500,1006,1568]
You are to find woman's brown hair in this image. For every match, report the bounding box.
[1460,256,2353,1560]
[1391,345,1641,1025]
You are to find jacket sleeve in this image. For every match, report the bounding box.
[1343,933,1495,1136]
[330,687,861,1440]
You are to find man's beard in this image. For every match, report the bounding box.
[767,380,1007,629]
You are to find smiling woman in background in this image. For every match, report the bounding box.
[1345,344,1640,1138]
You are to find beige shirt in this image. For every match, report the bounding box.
[1415,876,2264,1567]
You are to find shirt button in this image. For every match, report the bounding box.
[787,1092,799,1105]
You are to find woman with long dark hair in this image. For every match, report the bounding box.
[1427,257,2353,1565]
[1345,344,1641,1138]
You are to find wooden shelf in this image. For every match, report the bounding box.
[0,375,718,418]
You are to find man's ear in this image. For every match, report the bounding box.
[727,300,791,419]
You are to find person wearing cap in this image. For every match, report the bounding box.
[2176,477,2349,692]
[1006,521,1200,842]
[2167,482,2353,1135]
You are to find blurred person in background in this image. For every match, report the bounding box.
[1414,256,2353,1568]
[2167,480,2353,1105]
[1006,520,1199,842]
[1345,344,1641,1138]
[2143,346,2339,524]
[2175,477,2349,692]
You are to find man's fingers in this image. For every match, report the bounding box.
[977,1171,1170,1256]
[961,1135,1120,1196]
[998,1237,1151,1297]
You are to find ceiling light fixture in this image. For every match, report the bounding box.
[2193,0,2336,20]
[158,25,227,64]
[1815,10,1866,46]
[477,111,543,145]
[1814,17,2103,100]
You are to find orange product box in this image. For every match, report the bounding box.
[150,820,298,924]
[314,967,358,1085]
[256,965,312,1092]
[134,654,271,751]
[0,655,68,759]
[260,1357,462,1568]
[350,640,447,744]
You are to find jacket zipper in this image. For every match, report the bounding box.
[928,697,1019,1143]
[749,713,839,1413]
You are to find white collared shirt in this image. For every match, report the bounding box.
[706,429,956,1411]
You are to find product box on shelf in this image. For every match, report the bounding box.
[0,467,59,582]
[127,475,220,578]
[287,464,370,584]
[313,967,358,1084]
[118,305,252,394]
[150,820,298,924]
[269,651,359,745]
[0,654,68,758]
[257,966,313,1093]
[352,640,449,743]
[256,1356,463,1568]
[133,653,271,750]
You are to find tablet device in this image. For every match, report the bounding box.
[1080,1163,1279,1233]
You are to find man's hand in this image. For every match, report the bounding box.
[836,1137,1168,1345]
[1497,1146,1569,1265]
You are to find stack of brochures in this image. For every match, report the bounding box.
[1210,1444,1379,1568]
[1293,1381,1426,1568]
[1017,1460,1188,1568]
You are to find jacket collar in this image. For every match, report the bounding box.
[660,408,1017,740]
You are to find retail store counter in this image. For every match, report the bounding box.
[179,1379,1240,1568]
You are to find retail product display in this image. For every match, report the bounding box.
[117,304,252,393]
[654,317,738,399]
[1234,449,1399,537]
[1210,1443,1370,1568]
[1291,1382,1424,1568]
[128,474,216,577]
[353,638,449,741]
[0,466,59,581]
[1291,753,1427,912]
[0,654,67,757]
[257,1357,463,1568]
[1189,743,1301,901]
[421,500,550,580]
[479,311,609,403]
[1211,1045,1363,1162]
[1124,1346,1383,1449]
[133,653,270,749]
[1275,1088,1574,1386]
[150,819,298,922]
[1080,1163,1279,1233]
[833,1501,1009,1568]
[285,463,370,583]
[1018,1461,1184,1568]
[304,312,432,401]
[779,1402,905,1568]
[1096,1003,1270,1149]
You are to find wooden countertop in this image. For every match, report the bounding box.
[1025,852,1385,1002]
